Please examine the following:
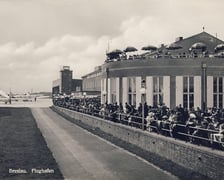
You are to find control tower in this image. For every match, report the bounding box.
[60,66,72,94]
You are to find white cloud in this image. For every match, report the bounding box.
[0,16,166,92]
[1,0,224,93]
[0,34,107,92]
[0,42,16,57]
[34,35,94,57]
[14,42,35,55]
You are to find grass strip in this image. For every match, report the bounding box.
[0,107,64,179]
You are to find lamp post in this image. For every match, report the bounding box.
[102,90,107,119]
[201,63,207,112]
[9,88,12,104]
[105,68,109,104]
[83,92,87,106]
[140,79,146,130]
[102,91,107,104]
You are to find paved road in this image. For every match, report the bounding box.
[32,108,178,180]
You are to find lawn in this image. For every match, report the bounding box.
[0,107,63,179]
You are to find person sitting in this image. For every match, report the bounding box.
[99,105,105,118]
[211,123,224,143]
[146,112,155,131]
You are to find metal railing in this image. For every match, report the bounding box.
[55,103,224,150]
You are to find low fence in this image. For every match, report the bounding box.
[53,105,224,180]
[59,104,224,149]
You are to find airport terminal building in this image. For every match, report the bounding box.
[81,66,102,95]
[100,31,224,110]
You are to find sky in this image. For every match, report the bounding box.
[0,0,224,93]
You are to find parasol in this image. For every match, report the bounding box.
[141,45,157,51]
[191,42,207,51]
[124,46,138,52]
[106,49,123,59]
[214,44,224,52]
[166,43,182,50]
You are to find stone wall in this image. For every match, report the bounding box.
[53,106,224,179]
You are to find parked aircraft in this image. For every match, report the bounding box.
[0,90,10,104]
[11,92,36,102]
[0,90,51,104]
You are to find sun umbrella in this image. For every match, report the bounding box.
[124,46,138,52]
[214,52,224,58]
[191,42,207,51]
[107,49,123,55]
[214,44,224,52]
[166,43,182,50]
[141,45,157,51]
[106,49,123,59]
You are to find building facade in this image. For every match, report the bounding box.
[52,79,61,95]
[82,66,102,95]
[100,32,224,110]
[72,79,82,92]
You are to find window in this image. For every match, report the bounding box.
[76,86,81,92]
[127,77,136,106]
[183,76,194,109]
[110,78,116,103]
[213,77,223,108]
[153,77,163,107]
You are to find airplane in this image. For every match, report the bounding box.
[11,92,36,102]
[0,90,10,104]
[0,90,51,103]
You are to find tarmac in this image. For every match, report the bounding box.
[31,107,178,180]
[0,98,52,108]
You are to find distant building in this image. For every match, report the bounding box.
[61,66,73,94]
[52,79,61,95]
[81,66,102,95]
[52,66,82,95]
[72,79,82,92]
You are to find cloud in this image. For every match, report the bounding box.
[0,42,16,57]
[34,35,94,57]
[0,34,108,92]
[14,42,35,55]
[0,15,173,92]
[0,0,224,45]
[1,0,224,93]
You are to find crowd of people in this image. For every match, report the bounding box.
[105,49,224,63]
[53,95,224,150]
